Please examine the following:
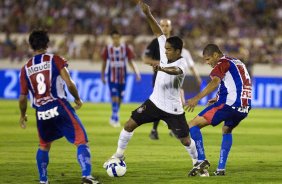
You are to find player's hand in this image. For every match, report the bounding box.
[102,78,106,84]
[19,114,27,129]
[184,97,200,112]
[153,64,161,72]
[74,99,83,110]
[136,75,141,82]
[139,1,150,15]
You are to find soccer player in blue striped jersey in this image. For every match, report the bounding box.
[101,30,141,127]
[18,29,99,184]
[185,44,252,176]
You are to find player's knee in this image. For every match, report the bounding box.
[179,137,190,146]
[39,143,51,151]
[124,118,138,132]
[222,126,233,134]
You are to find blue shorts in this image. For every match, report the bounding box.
[108,82,125,99]
[36,99,88,147]
[198,102,250,128]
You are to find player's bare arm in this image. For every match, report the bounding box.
[154,65,183,75]
[19,94,28,129]
[190,66,202,87]
[128,60,141,81]
[60,67,83,110]
[101,59,107,84]
[185,76,221,112]
[139,2,163,37]
[142,55,159,66]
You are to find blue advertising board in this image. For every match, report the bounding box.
[0,69,281,108]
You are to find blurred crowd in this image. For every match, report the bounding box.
[0,0,281,67]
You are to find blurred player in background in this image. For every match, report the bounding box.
[185,44,252,176]
[104,1,199,175]
[143,18,201,140]
[101,30,141,127]
[18,29,99,184]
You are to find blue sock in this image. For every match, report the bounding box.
[190,126,206,161]
[36,149,49,182]
[218,133,232,170]
[111,101,118,120]
[77,144,92,176]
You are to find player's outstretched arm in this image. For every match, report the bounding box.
[139,1,163,37]
[185,76,221,112]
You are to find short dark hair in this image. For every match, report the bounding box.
[110,30,120,36]
[203,44,222,56]
[28,29,49,51]
[166,36,183,52]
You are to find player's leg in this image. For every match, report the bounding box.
[189,116,210,161]
[57,99,99,183]
[149,120,160,140]
[215,110,248,176]
[214,125,234,176]
[114,83,126,125]
[37,143,51,184]
[165,113,198,165]
[108,82,120,126]
[105,100,161,167]
[36,106,62,184]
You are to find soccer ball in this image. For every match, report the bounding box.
[105,158,127,177]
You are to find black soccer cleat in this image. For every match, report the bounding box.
[149,130,159,140]
[213,170,225,176]
[81,176,100,184]
[188,160,211,176]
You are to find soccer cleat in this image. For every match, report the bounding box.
[213,169,225,176]
[109,118,121,128]
[199,169,210,177]
[149,130,159,140]
[103,154,125,169]
[81,176,100,184]
[188,160,210,176]
[39,180,49,184]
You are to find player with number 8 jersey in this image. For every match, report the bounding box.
[18,29,99,184]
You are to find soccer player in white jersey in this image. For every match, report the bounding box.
[143,18,201,140]
[103,1,198,176]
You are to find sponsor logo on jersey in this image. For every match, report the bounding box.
[37,106,59,120]
[27,62,50,76]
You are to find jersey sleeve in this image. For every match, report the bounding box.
[53,55,68,71]
[210,59,230,79]
[101,46,108,61]
[19,67,28,95]
[178,58,188,75]
[157,35,168,64]
[182,49,194,67]
[126,45,135,60]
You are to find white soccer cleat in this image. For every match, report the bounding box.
[109,118,121,127]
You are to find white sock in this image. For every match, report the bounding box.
[184,138,198,165]
[115,128,134,157]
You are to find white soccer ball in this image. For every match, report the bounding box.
[106,158,127,177]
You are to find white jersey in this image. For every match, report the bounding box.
[181,48,195,68]
[149,35,187,114]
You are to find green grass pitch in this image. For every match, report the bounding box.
[0,99,282,184]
